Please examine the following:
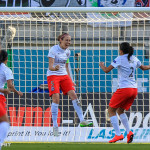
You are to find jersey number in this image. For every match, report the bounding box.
[129,67,134,77]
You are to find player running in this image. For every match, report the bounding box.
[47,33,93,136]
[99,42,150,143]
[0,50,23,150]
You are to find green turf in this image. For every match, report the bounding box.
[2,143,150,150]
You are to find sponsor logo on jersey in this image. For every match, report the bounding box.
[113,60,116,63]
[66,53,69,57]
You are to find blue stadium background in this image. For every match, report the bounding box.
[13,49,149,93]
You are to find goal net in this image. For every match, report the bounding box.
[0,7,150,143]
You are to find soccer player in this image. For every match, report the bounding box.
[47,33,93,136]
[99,42,150,143]
[0,50,23,150]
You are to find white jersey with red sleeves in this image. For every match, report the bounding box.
[111,54,141,89]
[47,45,70,76]
[0,63,14,95]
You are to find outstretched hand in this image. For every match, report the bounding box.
[99,62,104,67]
[17,91,23,96]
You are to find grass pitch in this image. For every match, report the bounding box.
[2,143,150,150]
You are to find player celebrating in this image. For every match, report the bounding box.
[47,33,93,136]
[0,50,23,150]
[99,42,150,143]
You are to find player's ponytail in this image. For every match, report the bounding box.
[120,42,134,61]
[0,50,8,65]
[128,46,134,61]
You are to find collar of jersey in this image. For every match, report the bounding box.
[58,44,67,52]
[122,54,128,56]
[1,63,5,66]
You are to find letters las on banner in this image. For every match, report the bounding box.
[5,94,150,142]
[87,0,135,27]
[5,127,150,142]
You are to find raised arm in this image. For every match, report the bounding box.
[48,57,59,71]
[0,88,10,95]
[7,79,23,96]
[99,62,114,73]
[139,65,150,71]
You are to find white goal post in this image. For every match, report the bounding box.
[0,7,150,143]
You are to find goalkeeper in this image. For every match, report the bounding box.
[100,42,150,143]
[47,33,93,136]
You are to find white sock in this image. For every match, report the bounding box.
[51,103,59,127]
[0,122,10,146]
[120,113,130,134]
[72,99,84,122]
[110,116,121,136]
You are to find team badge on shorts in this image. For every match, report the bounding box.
[51,87,55,91]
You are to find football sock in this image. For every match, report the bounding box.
[110,115,121,136]
[0,122,10,146]
[51,102,59,127]
[120,113,130,134]
[72,99,84,122]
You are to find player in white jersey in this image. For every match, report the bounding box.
[0,50,23,150]
[47,33,93,136]
[99,42,150,143]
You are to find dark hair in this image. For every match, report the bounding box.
[0,50,8,64]
[120,42,134,61]
[57,33,69,42]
